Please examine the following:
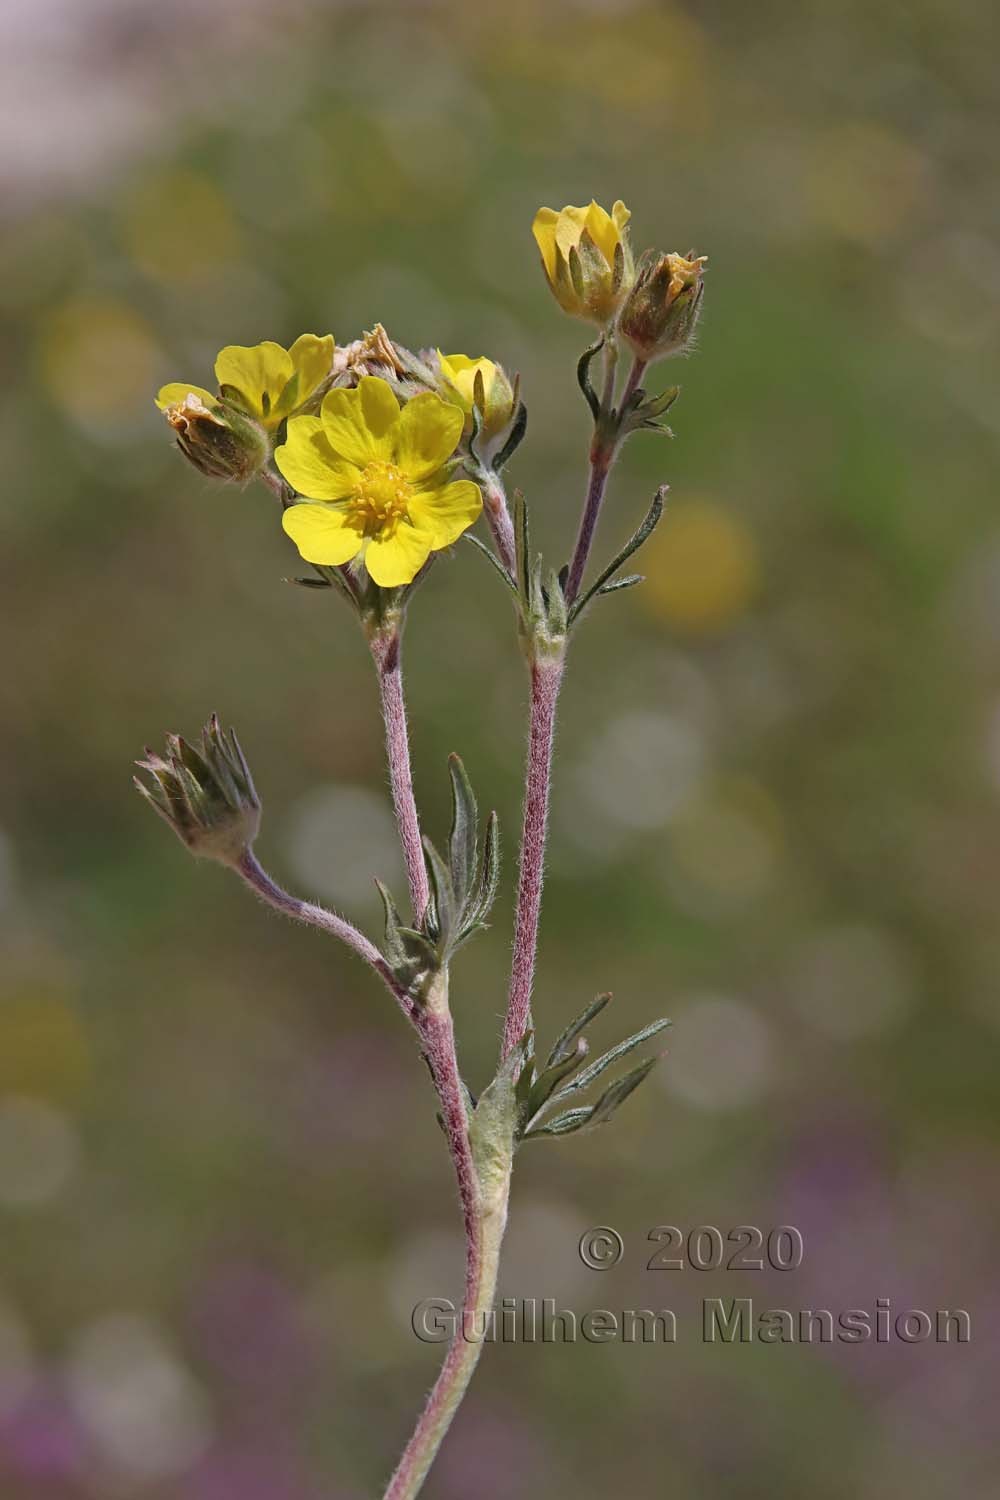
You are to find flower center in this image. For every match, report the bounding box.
[348,460,412,537]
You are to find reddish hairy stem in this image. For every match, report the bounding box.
[235,848,412,1017]
[620,356,648,409]
[563,453,612,608]
[384,991,510,1500]
[503,654,564,1060]
[371,630,430,923]
[481,471,517,576]
[563,353,647,607]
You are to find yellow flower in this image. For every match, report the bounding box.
[437,352,517,443]
[156,334,334,432]
[276,376,482,588]
[531,200,634,324]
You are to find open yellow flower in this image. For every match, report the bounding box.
[531,200,634,324]
[276,376,482,587]
[437,352,517,443]
[156,334,334,432]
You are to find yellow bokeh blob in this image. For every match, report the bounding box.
[669,778,784,907]
[38,295,159,428]
[805,123,927,246]
[123,169,240,286]
[0,991,90,1103]
[641,497,758,633]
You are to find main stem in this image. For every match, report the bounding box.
[385,980,512,1500]
[503,653,564,1060]
[371,627,430,923]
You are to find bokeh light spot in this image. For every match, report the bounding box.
[642,498,758,634]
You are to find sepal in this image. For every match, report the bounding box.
[513,490,568,659]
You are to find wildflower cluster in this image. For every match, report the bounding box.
[140,196,707,1500]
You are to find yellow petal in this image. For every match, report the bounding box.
[612,199,631,233]
[393,392,464,482]
[364,524,433,587]
[282,502,362,566]
[583,200,619,266]
[531,208,560,279]
[214,341,293,420]
[287,333,334,401]
[156,382,217,410]
[437,353,496,412]
[275,416,359,500]
[554,204,591,258]
[409,479,483,549]
[320,376,399,466]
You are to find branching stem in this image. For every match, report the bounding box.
[234,847,412,1016]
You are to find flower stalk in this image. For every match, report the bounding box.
[504,652,564,1060]
[235,848,413,1018]
[370,623,431,923]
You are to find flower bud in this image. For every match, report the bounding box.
[532,200,634,326]
[161,393,269,483]
[436,353,519,453]
[135,715,261,866]
[618,250,707,363]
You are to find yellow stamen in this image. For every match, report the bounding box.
[348,460,412,537]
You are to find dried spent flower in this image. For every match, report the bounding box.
[161,392,269,482]
[618,249,707,363]
[134,715,261,865]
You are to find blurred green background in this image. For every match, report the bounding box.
[2,1,999,1496]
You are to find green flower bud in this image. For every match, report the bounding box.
[135,715,261,866]
[618,250,707,363]
[162,393,269,483]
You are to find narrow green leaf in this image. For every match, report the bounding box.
[568,487,668,625]
[524,1105,594,1139]
[596,573,644,596]
[529,552,545,618]
[513,489,530,602]
[397,926,439,968]
[525,1037,589,1119]
[514,1027,537,1109]
[550,1018,670,1105]
[422,836,456,951]
[588,1057,659,1127]
[374,878,406,964]
[464,532,518,594]
[447,754,478,914]
[546,993,612,1068]
[476,810,501,921]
